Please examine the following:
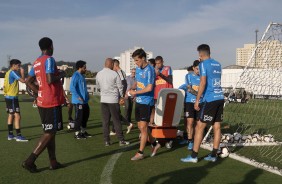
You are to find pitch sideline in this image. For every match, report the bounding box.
[100,142,139,184]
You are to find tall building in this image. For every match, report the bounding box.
[236,41,282,68]
[236,44,255,66]
[116,46,153,74]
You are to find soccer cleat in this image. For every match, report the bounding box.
[8,134,16,141]
[16,135,29,142]
[110,131,116,136]
[49,162,65,170]
[126,123,134,134]
[165,140,173,149]
[119,140,130,146]
[179,139,188,145]
[131,153,144,161]
[74,133,87,140]
[151,143,161,157]
[181,155,198,163]
[204,154,217,162]
[22,161,38,173]
[105,141,111,146]
[187,142,194,150]
[83,131,92,138]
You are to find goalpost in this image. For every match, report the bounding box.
[201,22,282,176]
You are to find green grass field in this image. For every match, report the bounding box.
[0,95,281,184]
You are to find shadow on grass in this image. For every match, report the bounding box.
[145,159,264,184]
[236,169,263,184]
[145,159,224,184]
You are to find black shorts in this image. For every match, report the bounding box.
[74,103,90,130]
[135,103,152,122]
[199,100,224,124]
[184,102,199,119]
[5,98,20,114]
[38,106,63,133]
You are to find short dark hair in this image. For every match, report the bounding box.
[113,59,120,65]
[10,59,21,67]
[187,66,193,72]
[197,44,210,55]
[155,56,163,61]
[132,48,147,59]
[148,58,155,66]
[39,37,53,51]
[76,60,86,70]
[193,60,200,67]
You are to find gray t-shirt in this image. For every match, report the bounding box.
[96,68,123,103]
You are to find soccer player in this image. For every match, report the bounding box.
[112,59,133,134]
[4,59,28,142]
[181,44,224,163]
[96,58,130,146]
[70,60,91,139]
[129,49,161,161]
[23,37,65,172]
[153,56,174,148]
[179,60,201,151]
[148,58,156,68]
[124,68,136,134]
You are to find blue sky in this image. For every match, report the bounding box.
[0,0,281,71]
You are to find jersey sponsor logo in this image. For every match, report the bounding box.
[136,97,142,103]
[47,58,52,71]
[37,77,42,87]
[211,63,220,66]
[192,85,199,91]
[155,79,166,85]
[214,89,223,94]
[34,62,41,68]
[212,78,221,87]
[203,115,213,122]
[137,82,145,89]
[38,91,42,97]
[213,70,221,74]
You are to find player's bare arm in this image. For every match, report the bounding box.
[187,85,198,96]
[46,71,66,85]
[158,73,173,84]
[195,76,206,111]
[26,75,39,94]
[129,84,153,96]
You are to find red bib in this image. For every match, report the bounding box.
[33,55,65,108]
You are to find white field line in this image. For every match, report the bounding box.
[201,144,282,176]
[100,142,139,184]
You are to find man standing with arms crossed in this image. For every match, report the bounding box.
[70,60,91,139]
[129,49,161,161]
[23,37,65,172]
[181,44,224,163]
